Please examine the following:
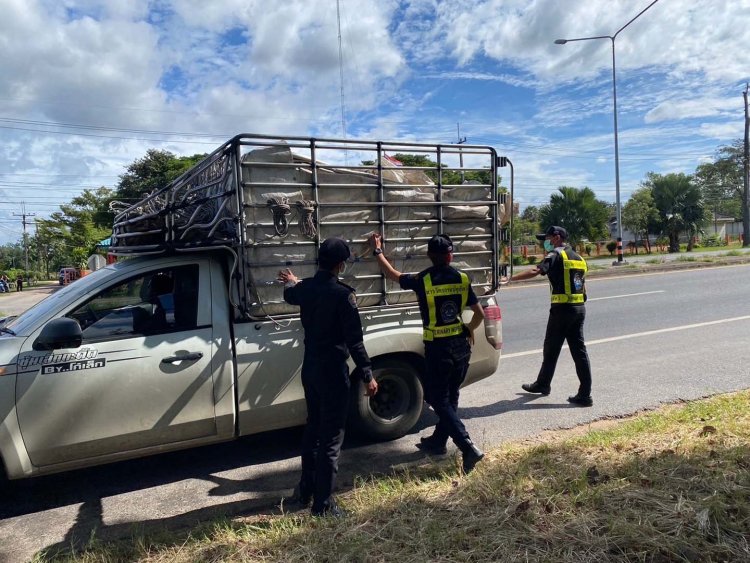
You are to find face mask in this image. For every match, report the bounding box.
[543,240,554,252]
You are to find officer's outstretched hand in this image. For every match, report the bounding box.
[368,233,382,251]
[277,268,298,285]
[365,378,378,397]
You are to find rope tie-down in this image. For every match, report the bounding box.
[295,199,317,239]
[267,196,292,237]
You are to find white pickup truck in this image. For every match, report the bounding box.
[0,134,505,481]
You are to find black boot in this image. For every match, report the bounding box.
[567,394,593,407]
[311,498,347,518]
[522,382,551,395]
[417,435,448,455]
[461,441,484,474]
[292,481,313,507]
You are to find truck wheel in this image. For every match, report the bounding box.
[349,358,424,441]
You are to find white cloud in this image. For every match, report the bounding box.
[645,97,739,122]
[0,0,747,245]
[696,121,745,141]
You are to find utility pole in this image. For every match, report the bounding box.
[34,219,43,279]
[13,202,35,279]
[336,0,346,139]
[743,83,749,247]
[456,123,467,181]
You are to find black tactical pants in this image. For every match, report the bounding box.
[299,353,350,513]
[423,337,472,451]
[537,305,592,396]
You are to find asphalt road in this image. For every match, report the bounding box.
[0,283,59,318]
[1,265,749,562]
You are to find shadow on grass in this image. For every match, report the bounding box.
[39,407,750,563]
[10,414,443,561]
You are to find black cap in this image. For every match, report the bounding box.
[427,234,454,254]
[319,237,351,265]
[535,226,568,241]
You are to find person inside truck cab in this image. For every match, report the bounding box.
[146,273,175,330]
[369,232,485,474]
[277,237,378,518]
[132,272,176,334]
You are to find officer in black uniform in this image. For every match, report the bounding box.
[369,233,485,474]
[509,225,593,406]
[278,237,378,517]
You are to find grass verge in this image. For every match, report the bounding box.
[40,392,750,563]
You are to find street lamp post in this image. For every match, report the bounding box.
[555,0,660,264]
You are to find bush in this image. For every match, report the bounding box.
[606,241,617,256]
[527,255,538,265]
[700,234,726,247]
[584,244,593,257]
[512,255,525,266]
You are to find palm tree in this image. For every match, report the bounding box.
[539,187,609,245]
[646,173,707,252]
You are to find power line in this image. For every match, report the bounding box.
[0,124,224,145]
[0,115,724,161]
[0,117,227,139]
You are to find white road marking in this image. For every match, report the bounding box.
[501,315,750,359]
[588,290,664,302]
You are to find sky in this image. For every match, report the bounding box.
[0,0,748,243]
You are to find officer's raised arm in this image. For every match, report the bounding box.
[278,268,301,304]
[368,233,402,282]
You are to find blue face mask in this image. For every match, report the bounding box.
[543,240,554,252]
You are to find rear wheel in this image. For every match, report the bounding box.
[349,358,424,441]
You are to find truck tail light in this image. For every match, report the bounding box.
[483,303,502,350]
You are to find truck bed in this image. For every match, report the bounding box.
[111,134,507,318]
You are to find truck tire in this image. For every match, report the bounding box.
[349,358,424,441]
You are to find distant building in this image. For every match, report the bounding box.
[706,213,740,238]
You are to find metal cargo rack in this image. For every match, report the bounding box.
[111,134,505,319]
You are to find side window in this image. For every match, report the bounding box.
[67,265,200,341]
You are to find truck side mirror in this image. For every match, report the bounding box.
[33,318,83,351]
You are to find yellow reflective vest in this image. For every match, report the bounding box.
[422,271,470,341]
[549,249,587,304]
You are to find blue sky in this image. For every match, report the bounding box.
[0,0,747,243]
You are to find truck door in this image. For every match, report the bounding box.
[233,318,307,434]
[15,262,218,468]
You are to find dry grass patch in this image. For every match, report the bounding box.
[41,392,750,563]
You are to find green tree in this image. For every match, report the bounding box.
[520,205,540,222]
[694,141,743,221]
[622,187,659,253]
[35,187,114,269]
[0,243,24,272]
[538,187,610,244]
[115,149,206,202]
[63,187,117,230]
[362,154,497,187]
[31,221,69,278]
[510,216,540,247]
[645,172,707,252]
